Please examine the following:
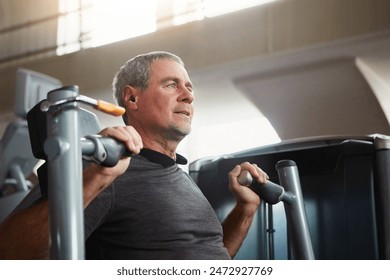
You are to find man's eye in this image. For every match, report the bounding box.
[167,83,177,88]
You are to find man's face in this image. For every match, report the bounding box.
[136,58,194,142]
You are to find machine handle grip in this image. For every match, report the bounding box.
[237,170,294,204]
[82,135,131,167]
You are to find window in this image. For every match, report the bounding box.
[57,0,275,55]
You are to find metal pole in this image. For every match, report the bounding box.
[374,135,390,259]
[44,86,84,259]
[276,160,315,260]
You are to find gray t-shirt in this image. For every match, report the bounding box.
[84,149,230,260]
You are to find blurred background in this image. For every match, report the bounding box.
[1,0,389,163]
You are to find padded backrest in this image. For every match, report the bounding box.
[0,68,62,189]
[0,68,62,222]
[14,68,62,118]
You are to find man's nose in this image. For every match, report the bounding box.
[178,86,194,104]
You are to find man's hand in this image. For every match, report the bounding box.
[83,126,143,206]
[228,162,268,210]
[92,126,143,175]
[223,162,268,258]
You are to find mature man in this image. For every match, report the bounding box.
[0,51,268,259]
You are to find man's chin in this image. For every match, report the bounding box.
[167,125,191,141]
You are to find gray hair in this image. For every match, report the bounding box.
[112,51,185,124]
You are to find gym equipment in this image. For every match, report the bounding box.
[238,160,315,259]
[27,85,127,259]
[190,135,390,259]
[0,69,61,223]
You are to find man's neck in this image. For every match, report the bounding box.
[142,137,179,160]
[128,119,184,160]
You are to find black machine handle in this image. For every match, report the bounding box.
[82,135,131,167]
[238,161,315,260]
[237,170,295,204]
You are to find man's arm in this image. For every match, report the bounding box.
[0,126,142,259]
[0,199,49,259]
[222,163,268,258]
[0,166,123,259]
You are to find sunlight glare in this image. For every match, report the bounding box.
[88,0,156,47]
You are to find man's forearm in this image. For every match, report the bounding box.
[0,200,49,259]
[222,203,257,258]
[0,162,120,260]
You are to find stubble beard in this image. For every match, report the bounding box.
[165,123,191,142]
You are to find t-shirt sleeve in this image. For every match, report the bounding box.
[84,185,114,239]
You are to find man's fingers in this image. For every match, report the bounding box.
[99,126,143,155]
[238,162,268,184]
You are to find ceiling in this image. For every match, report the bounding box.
[189,31,390,140]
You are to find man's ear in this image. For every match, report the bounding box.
[122,85,138,110]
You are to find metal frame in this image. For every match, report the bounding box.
[276,160,315,260]
[44,86,85,259]
[238,159,315,260]
[41,86,125,259]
